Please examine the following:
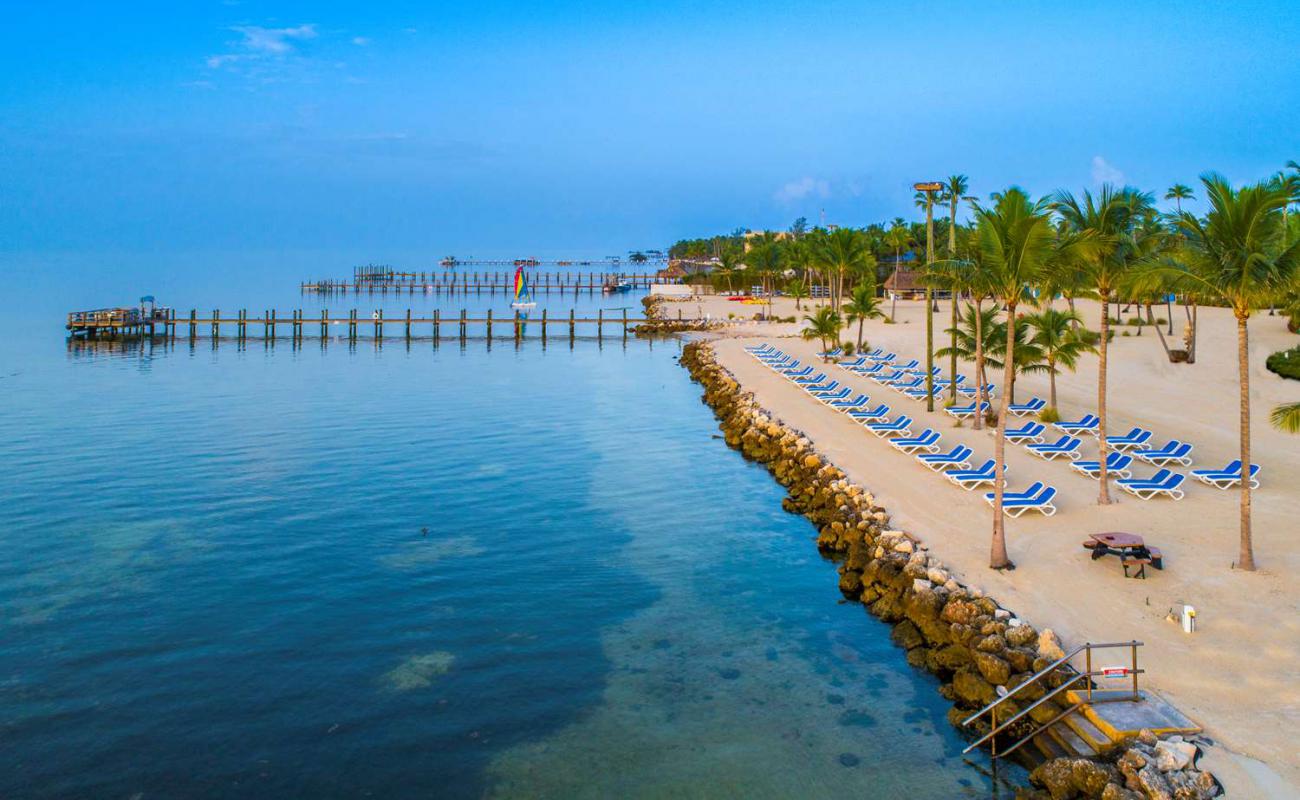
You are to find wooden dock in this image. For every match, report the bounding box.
[301,271,668,293]
[67,308,698,343]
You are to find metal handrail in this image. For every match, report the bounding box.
[960,640,1143,759]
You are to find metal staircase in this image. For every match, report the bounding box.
[959,640,1199,761]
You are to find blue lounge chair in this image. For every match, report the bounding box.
[1069,452,1134,480]
[819,347,843,359]
[890,429,942,454]
[830,393,870,410]
[793,372,827,385]
[1117,470,1186,500]
[1027,436,1083,461]
[848,404,891,422]
[746,343,776,354]
[889,377,924,391]
[958,383,996,398]
[1133,440,1194,467]
[804,380,838,393]
[1054,414,1100,435]
[782,366,813,379]
[1008,397,1046,417]
[838,356,869,368]
[1004,422,1047,445]
[871,370,905,384]
[861,347,885,359]
[1191,461,1260,489]
[984,483,1058,517]
[868,351,896,362]
[813,387,852,403]
[894,359,920,371]
[917,444,973,472]
[903,386,940,399]
[946,460,1005,491]
[851,362,888,375]
[945,401,990,420]
[866,415,913,437]
[758,351,790,363]
[768,357,798,370]
[1107,428,1154,453]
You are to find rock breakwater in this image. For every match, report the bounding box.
[679,341,1221,800]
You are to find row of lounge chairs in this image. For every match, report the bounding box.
[750,343,1057,516]
[747,343,1261,513]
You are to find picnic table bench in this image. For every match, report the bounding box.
[1082,532,1164,579]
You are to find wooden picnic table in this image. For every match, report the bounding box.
[1083,532,1163,579]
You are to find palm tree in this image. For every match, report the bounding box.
[884,224,911,321]
[1053,184,1153,504]
[814,228,873,312]
[1022,308,1096,410]
[942,175,971,402]
[1133,174,1299,571]
[716,250,740,294]
[786,279,810,310]
[972,187,1060,570]
[1165,184,1194,214]
[843,282,886,349]
[802,306,843,359]
[1271,402,1300,433]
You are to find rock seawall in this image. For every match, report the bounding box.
[636,295,723,336]
[679,341,1221,800]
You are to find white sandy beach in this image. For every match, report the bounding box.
[680,294,1299,798]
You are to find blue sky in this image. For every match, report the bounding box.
[3,1,1299,260]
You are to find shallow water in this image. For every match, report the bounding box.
[0,285,1023,797]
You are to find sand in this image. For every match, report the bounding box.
[678,293,1299,798]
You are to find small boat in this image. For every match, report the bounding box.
[602,278,632,294]
[510,266,537,309]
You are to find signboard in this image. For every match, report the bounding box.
[1101,666,1131,678]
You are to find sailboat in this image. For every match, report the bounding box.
[510,266,537,309]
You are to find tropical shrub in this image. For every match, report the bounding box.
[1266,347,1300,381]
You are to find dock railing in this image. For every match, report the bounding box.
[959,640,1143,760]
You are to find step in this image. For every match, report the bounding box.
[1065,689,1202,741]
[1050,718,1100,757]
[1061,708,1114,753]
[1033,730,1069,761]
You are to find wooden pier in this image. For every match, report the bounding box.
[301,271,668,294]
[67,308,698,343]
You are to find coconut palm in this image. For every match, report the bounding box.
[884,224,912,321]
[786,279,810,310]
[843,282,886,349]
[716,250,740,294]
[1271,402,1300,433]
[802,306,843,359]
[1164,184,1194,214]
[1053,184,1154,504]
[1022,308,1096,410]
[942,175,971,401]
[972,187,1060,570]
[1132,174,1300,571]
[813,228,873,312]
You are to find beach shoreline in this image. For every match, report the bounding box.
[674,295,1299,799]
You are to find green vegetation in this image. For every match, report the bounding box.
[1272,402,1300,433]
[1267,347,1300,380]
[801,307,843,360]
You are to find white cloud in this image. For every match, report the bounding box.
[352,36,371,46]
[1090,156,1124,186]
[774,177,831,204]
[232,24,317,54]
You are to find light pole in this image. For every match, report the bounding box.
[914,181,943,412]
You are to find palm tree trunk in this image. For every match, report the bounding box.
[1189,303,1198,364]
[1067,295,1079,330]
[1236,312,1255,571]
[857,317,865,350]
[890,293,897,322]
[1098,290,1112,504]
[973,299,985,431]
[1150,303,1173,361]
[949,294,958,404]
[990,302,1017,570]
[1049,361,1057,410]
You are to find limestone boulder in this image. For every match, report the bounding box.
[1006,623,1038,648]
[1154,739,1197,772]
[1037,628,1066,661]
[973,651,1011,686]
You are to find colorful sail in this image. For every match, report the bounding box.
[512,266,535,307]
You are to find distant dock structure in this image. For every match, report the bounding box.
[302,264,670,294]
[66,296,172,339]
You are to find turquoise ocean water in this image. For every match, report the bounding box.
[0,264,1023,798]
